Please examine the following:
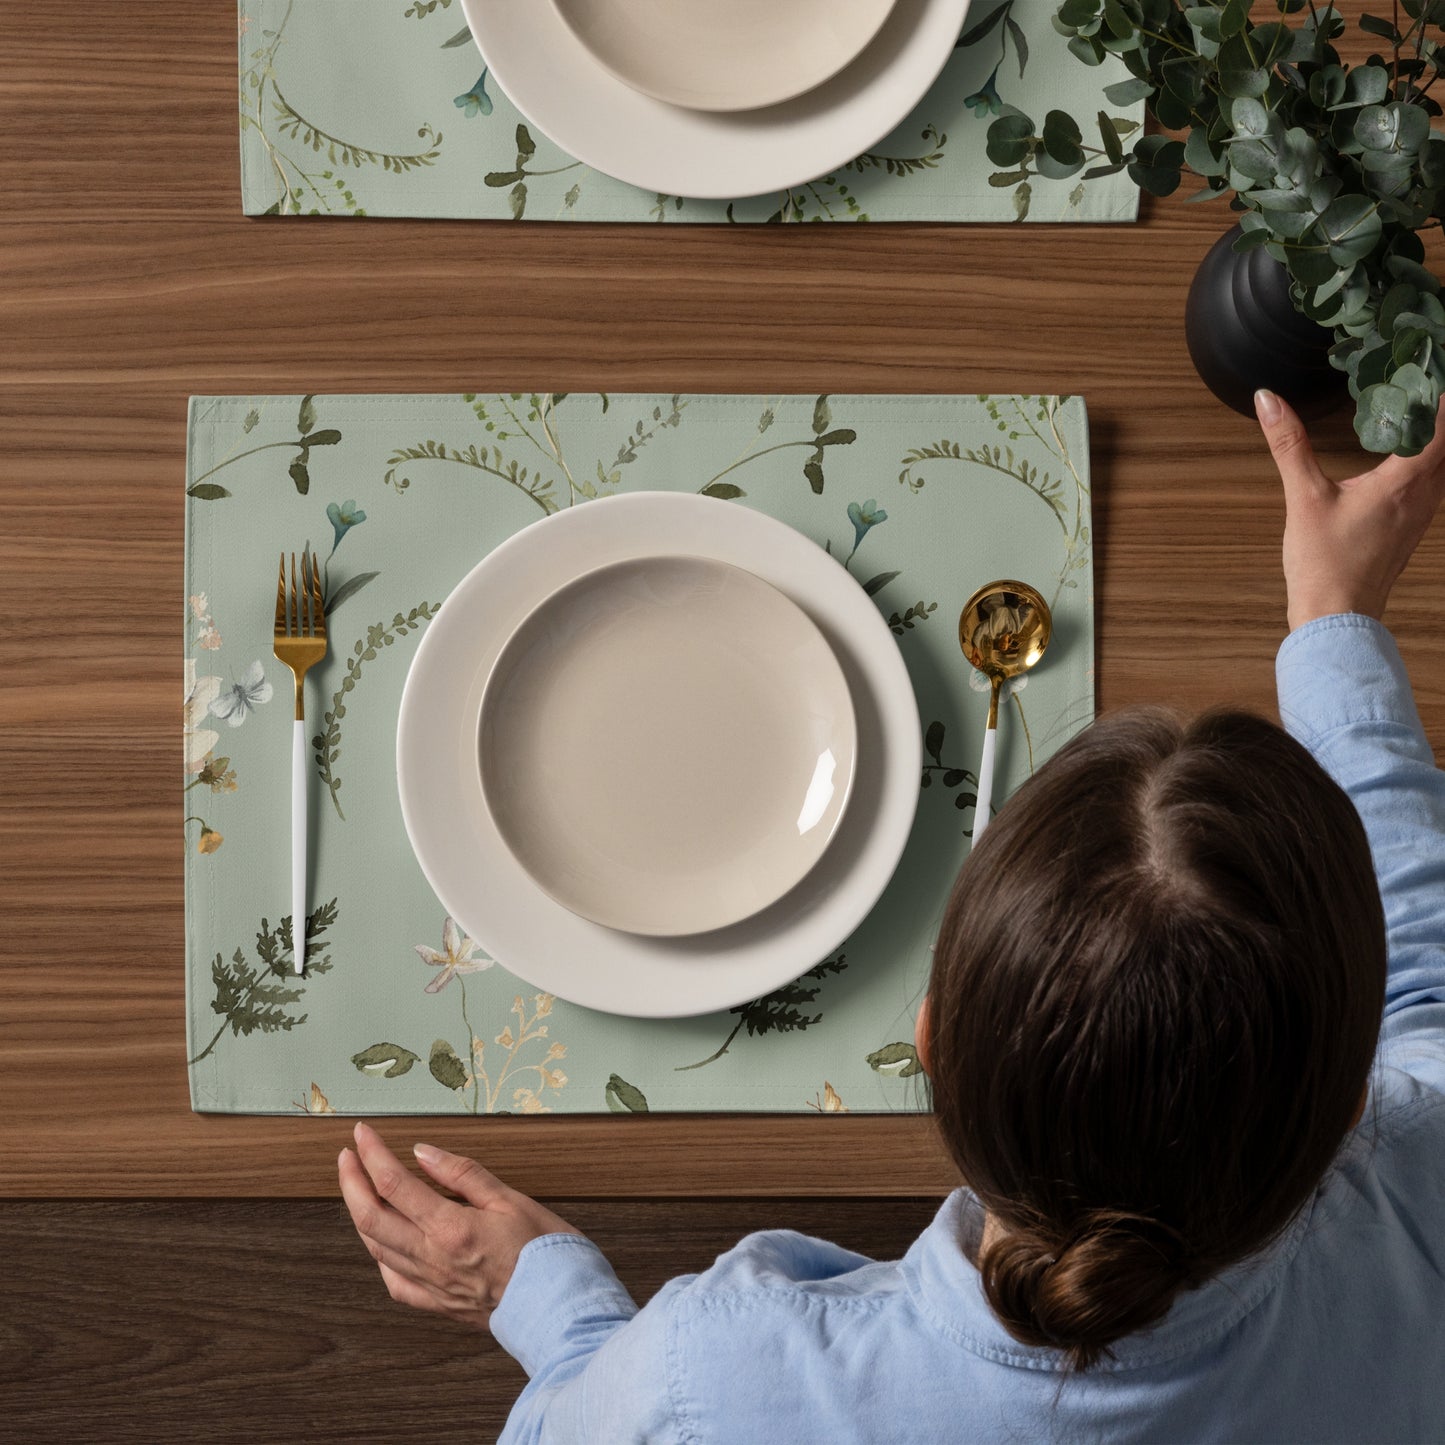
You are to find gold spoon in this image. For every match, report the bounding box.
[957,579,1052,850]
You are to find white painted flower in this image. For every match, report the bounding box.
[415,916,494,994]
[210,660,273,726]
[184,658,222,772]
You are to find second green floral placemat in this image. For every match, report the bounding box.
[238,0,1143,222]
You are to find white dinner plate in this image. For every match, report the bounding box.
[549,0,899,114]
[459,0,973,198]
[397,492,921,1018]
[479,555,857,936]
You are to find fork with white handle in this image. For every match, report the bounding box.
[272,551,327,974]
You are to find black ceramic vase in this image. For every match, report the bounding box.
[1185,223,1346,419]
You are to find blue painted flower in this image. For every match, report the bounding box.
[454,70,493,118]
[326,499,367,553]
[964,66,1003,118]
[847,499,888,553]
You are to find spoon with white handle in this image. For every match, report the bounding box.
[957,579,1052,850]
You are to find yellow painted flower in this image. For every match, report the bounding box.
[533,993,555,1017]
[197,826,224,854]
[807,1081,848,1113]
[496,1025,515,1049]
[539,1066,568,1091]
[294,1082,335,1114]
[513,1087,551,1115]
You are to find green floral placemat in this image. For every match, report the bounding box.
[238,0,1143,222]
[184,392,1094,1114]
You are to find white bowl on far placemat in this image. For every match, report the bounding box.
[549,0,899,113]
[459,0,972,198]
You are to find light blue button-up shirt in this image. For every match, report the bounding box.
[492,614,1445,1443]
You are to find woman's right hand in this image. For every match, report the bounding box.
[1254,389,1445,631]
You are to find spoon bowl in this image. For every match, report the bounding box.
[958,579,1053,847]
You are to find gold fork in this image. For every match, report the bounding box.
[273,550,327,974]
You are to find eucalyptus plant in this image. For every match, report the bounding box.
[988,0,1445,453]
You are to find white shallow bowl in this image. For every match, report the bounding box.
[460,0,973,198]
[478,554,857,936]
[549,0,899,114]
[396,492,921,1019]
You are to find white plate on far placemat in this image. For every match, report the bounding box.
[397,493,921,1019]
[459,0,972,198]
[550,0,899,113]
[479,555,857,937]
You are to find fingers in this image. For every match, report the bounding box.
[413,1142,512,1209]
[338,1144,427,1260]
[352,1121,450,1226]
[1255,390,1329,500]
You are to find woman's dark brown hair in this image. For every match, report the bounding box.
[927,707,1386,1370]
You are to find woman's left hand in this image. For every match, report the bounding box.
[338,1121,583,1329]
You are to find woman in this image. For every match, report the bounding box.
[339,391,1445,1443]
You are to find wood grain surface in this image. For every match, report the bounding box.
[2,1,1442,1198]
[0,1196,940,1442]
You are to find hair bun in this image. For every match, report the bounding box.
[981,1212,1192,1370]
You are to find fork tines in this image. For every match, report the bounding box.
[274,549,325,637]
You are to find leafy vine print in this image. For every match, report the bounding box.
[484,124,583,220]
[922,720,982,831]
[241,1,445,215]
[188,395,342,500]
[898,396,1091,610]
[314,603,439,819]
[384,393,855,509]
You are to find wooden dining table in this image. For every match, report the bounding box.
[4,1,1442,1438]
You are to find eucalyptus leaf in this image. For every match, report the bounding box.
[1229,96,1273,138]
[1068,33,1106,64]
[1103,75,1153,105]
[1249,21,1294,66]
[1041,110,1085,166]
[986,112,1035,166]
[1184,125,1226,175]
[1386,256,1443,294]
[1220,0,1251,37]
[1318,195,1383,262]
[1392,327,1433,370]
[1358,12,1404,41]
[1058,0,1105,29]
[1286,244,1342,286]
[1355,381,1435,453]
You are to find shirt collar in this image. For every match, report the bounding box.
[904,1188,1314,1373]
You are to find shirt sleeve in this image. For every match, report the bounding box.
[490,1232,678,1444]
[1276,614,1445,1087]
